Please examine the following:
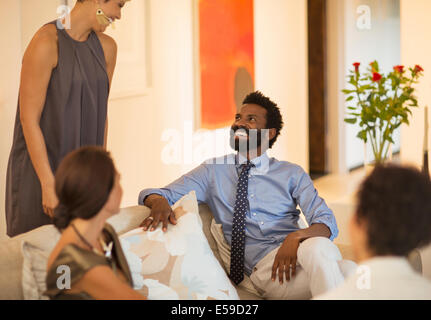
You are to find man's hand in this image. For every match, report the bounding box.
[271,232,301,284]
[271,223,331,285]
[140,195,177,232]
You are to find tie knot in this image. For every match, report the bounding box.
[242,161,254,170]
[240,162,253,175]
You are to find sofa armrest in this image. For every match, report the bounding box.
[107,205,151,235]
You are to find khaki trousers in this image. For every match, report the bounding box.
[210,219,357,300]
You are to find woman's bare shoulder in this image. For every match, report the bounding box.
[95,32,117,64]
[95,32,117,50]
[32,24,58,47]
[23,24,58,67]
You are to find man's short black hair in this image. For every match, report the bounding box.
[356,164,431,256]
[242,91,284,148]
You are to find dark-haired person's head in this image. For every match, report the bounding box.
[53,146,123,230]
[230,91,284,153]
[350,164,431,262]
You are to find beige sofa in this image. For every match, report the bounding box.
[0,204,422,300]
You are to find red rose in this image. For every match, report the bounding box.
[372,72,382,82]
[393,65,404,73]
[353,62,360,72]
[414,65,424,73]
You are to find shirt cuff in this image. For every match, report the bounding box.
[138,189,168,205]
[311,216,339,241]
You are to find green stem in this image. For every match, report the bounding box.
[377,138,385,164]
[368,130,378,162]
[378,122,389,161]
[382,140,391,162]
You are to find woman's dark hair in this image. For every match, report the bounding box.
[53,146,116,230]
[242,91,284,148]
[356,164,431,256]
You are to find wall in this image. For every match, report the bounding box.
[107,0,309,207]
[0,0,309,240]
[400,0,431,280]
[327,0,348,174]
[0,1,22,241]
[254,0,309,170]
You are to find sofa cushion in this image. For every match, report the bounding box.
[198,204,225,269]
[119,191,239,300]
[0,238,25,300]
[21,226,61,300]
[0,224,60,300]
[0,205,147,301]
[16,207,150,301]
[106,205,151,236]
[4,193,240,300]
[22,242,51,300]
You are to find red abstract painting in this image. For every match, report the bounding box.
[199,0,255,129]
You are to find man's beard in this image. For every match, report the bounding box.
[229,126,269,153]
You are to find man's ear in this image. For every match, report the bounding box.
[268,128,276,141]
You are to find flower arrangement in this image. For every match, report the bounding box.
[343,61,424,164]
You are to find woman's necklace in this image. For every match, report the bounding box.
[70,223,113,260]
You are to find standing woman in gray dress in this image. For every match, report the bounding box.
[5,0,130,237]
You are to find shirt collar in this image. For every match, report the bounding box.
[236,152,270,174]
[360,256,414,274]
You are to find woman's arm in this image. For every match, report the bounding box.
[19,25,59,218]
[76,265,146,300]
[97,33,117,149]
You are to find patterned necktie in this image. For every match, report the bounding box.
[230,161,253,285]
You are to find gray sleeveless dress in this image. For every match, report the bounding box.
[5,20,110,237]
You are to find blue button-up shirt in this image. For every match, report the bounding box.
[139,152,338,276]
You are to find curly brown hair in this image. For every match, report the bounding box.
[242,91,284,148]
[356,164,431,256]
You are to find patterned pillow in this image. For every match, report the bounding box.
[120,191,239,300]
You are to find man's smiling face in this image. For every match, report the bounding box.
[229,103,269,152]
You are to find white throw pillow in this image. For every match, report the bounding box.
[22,242,50,300]
[120,191,239,300]
[21,225,61,300]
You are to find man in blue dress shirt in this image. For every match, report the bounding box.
[139,91,356,299]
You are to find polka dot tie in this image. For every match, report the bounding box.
[230,161,253,285]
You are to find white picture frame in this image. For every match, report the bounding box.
[67,0,152,100]
[104,0,152,100]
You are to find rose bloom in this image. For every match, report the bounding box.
[372,72,382,82]
[393,65,404,73]
[414,65,424,73]
[353,62,360,72]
